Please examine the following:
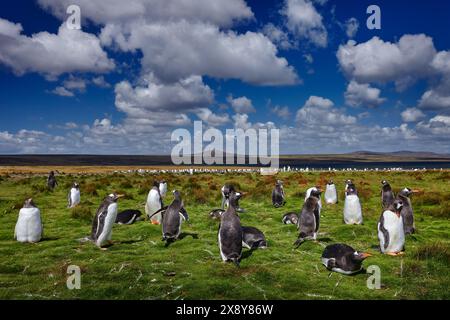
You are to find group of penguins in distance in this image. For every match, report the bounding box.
[14,171,418,275]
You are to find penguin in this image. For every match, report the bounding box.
[321,244,372,275]
[115,209,142,225]
[397,187,416,235]
[305,186,322,213]
[381,180,395,209]
[324,180,338,205]
[221,184,236,209]
[295,188,321,247]
[242,226,267,249]
[47,171,57,190]
[67,182,80,208]
[343,187,363,225]
[218,191,243,266]
[14,198,43,243]
[272,180,286,208]
[159,180,168,198]
[282,212,299,225]
[90,193,124,248]
[148,190,189,243]
[378,199,405,256]
[344,179,356,196]
[209,209,225,219]
[145,181,163,225]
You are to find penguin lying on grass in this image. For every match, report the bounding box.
[115,209,143,225]
[295,188,321,248]
[282,212,299,225]
[148,190,189,243]
[321,244,372,275]
[378,199,405,256]
[242,226,267,249]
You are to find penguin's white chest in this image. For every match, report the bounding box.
[96,203,118,247]
[324,185,337,204]
[159,183,167,198]
[146,189,162,221]
[70,189,81,207]
[379,211,404,253]
[15,207,42,243]
[344,195,363,224]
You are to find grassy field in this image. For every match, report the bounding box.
[0,169,449,300]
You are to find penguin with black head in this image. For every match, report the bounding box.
[344,179,356,197]
[47,171,57,190]
[396,187,416,235]
[378,199,405,256]
[381,180,395,209]
[343,186,363,225]
[295,188,321,247]
[242,226,267,249]
[272,180,286,208]
[322,244,372,275]
[116,209,142,225]
[282,212,299,225]
[67,182,80,208]
[218,191,243,266]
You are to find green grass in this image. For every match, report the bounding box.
[0,170,449,300]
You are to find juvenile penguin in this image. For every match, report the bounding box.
[343,187,363,225]
[295,188,321,247]
[305,186,322,213]
[159,180,168,198]
[148,190,189,242]
[381,180,395,209]
[324,180,338,205]
[47,171,57,190]
[397,187,416,235]
[242,226,267,249]
[145,181,163,225]
[272,180,286,208]
[67,182,80,208]
[90,193,124,248]
[378,199,405,255]
[218,191,243,265]
[115,209,142,225]
[221,184,236,209]
[14,198,43,243]
[282,212,299,225]
[344,179,356,196]
[321,244,372,275]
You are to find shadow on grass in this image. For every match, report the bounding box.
[163,232,199,247]
[40,237,60,242]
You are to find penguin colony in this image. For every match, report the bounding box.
[14,172,418,274]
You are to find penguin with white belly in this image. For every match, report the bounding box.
[221,184,235,209]
[15,198,43,243]
[90,193,124,248]
[159,180,168,198]
[321,244,372,275]
[148,190,189,243]
[67,182,80,208]
[397,187,416,235]
[295,188,321,247]
[324,180,338,204]
[115,209,142,225]
[282,212,299,225]
[343,187,363,225]
[242,226,267,249]
[344,179,355,196]
[145,181,163,225]
[218,191,243,266]
[378,199,405,256]
[272,180,286,208]
[305,186,322,213]
[381,180,395,209]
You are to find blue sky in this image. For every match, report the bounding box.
[0,0,449,154]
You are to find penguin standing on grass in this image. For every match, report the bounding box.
[14,198,43,243]
[67,183,80,208]
[148,190,189,243]
[295,188,321,247]
[218,191,243,266]
[272,180,286,208]
[145,181,163,225]
[397,187,416,235]
[378,199,405,256]
[90,193,124,248]
[221,184,235,209]
[381,180,395,209]
[305,186,322,213]
[321,244,372,275]
[324,180,338,205]
[47,171,57,190]
[343,186,363,225]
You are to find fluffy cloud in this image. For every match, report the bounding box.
[51,86,74,97]
[281,0,328,48]
[92,76,111,88]
[345,18,359,38]
[227,96,256,113]
[262,23,295,50]
[271,105,291,120]
[195,108,230,127]
[344,81,385,108]
[296,96,356,126]
[0,18,114,79]
[401,108,426,122]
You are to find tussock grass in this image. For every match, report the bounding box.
[70,204,93,222]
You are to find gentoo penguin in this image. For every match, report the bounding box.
[115,209,142,225]
[242,226,267,249]
[209,209,225,219]
[305,186,322,213]
[14,198,43,243]
[67,182,80,208]
[344,179,356,196]
[343,187,363,225]
[221,184,236,209]
[90,193,124,248]
[321,244,372,275]
[218,191,243,266]
[378,199,405,256]
[381,180,395,209]
[159,180,168,198]
[272,180,286,208]
[295,188,321,247]
[282,212,299,225]
[148,190,189,242]
[397,188,416,235]
[47,171,57,190]
[324,180,338,205]
[145,181,163,225]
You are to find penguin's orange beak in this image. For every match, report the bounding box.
[116,194,125,198]
[361,252,372,258]
[411,189,421,193]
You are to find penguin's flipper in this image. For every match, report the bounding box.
[67,191,72,208]
[179,207,189,221]
[326,258,336,269]
[379,214,390,250]
[147,206,168,220]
